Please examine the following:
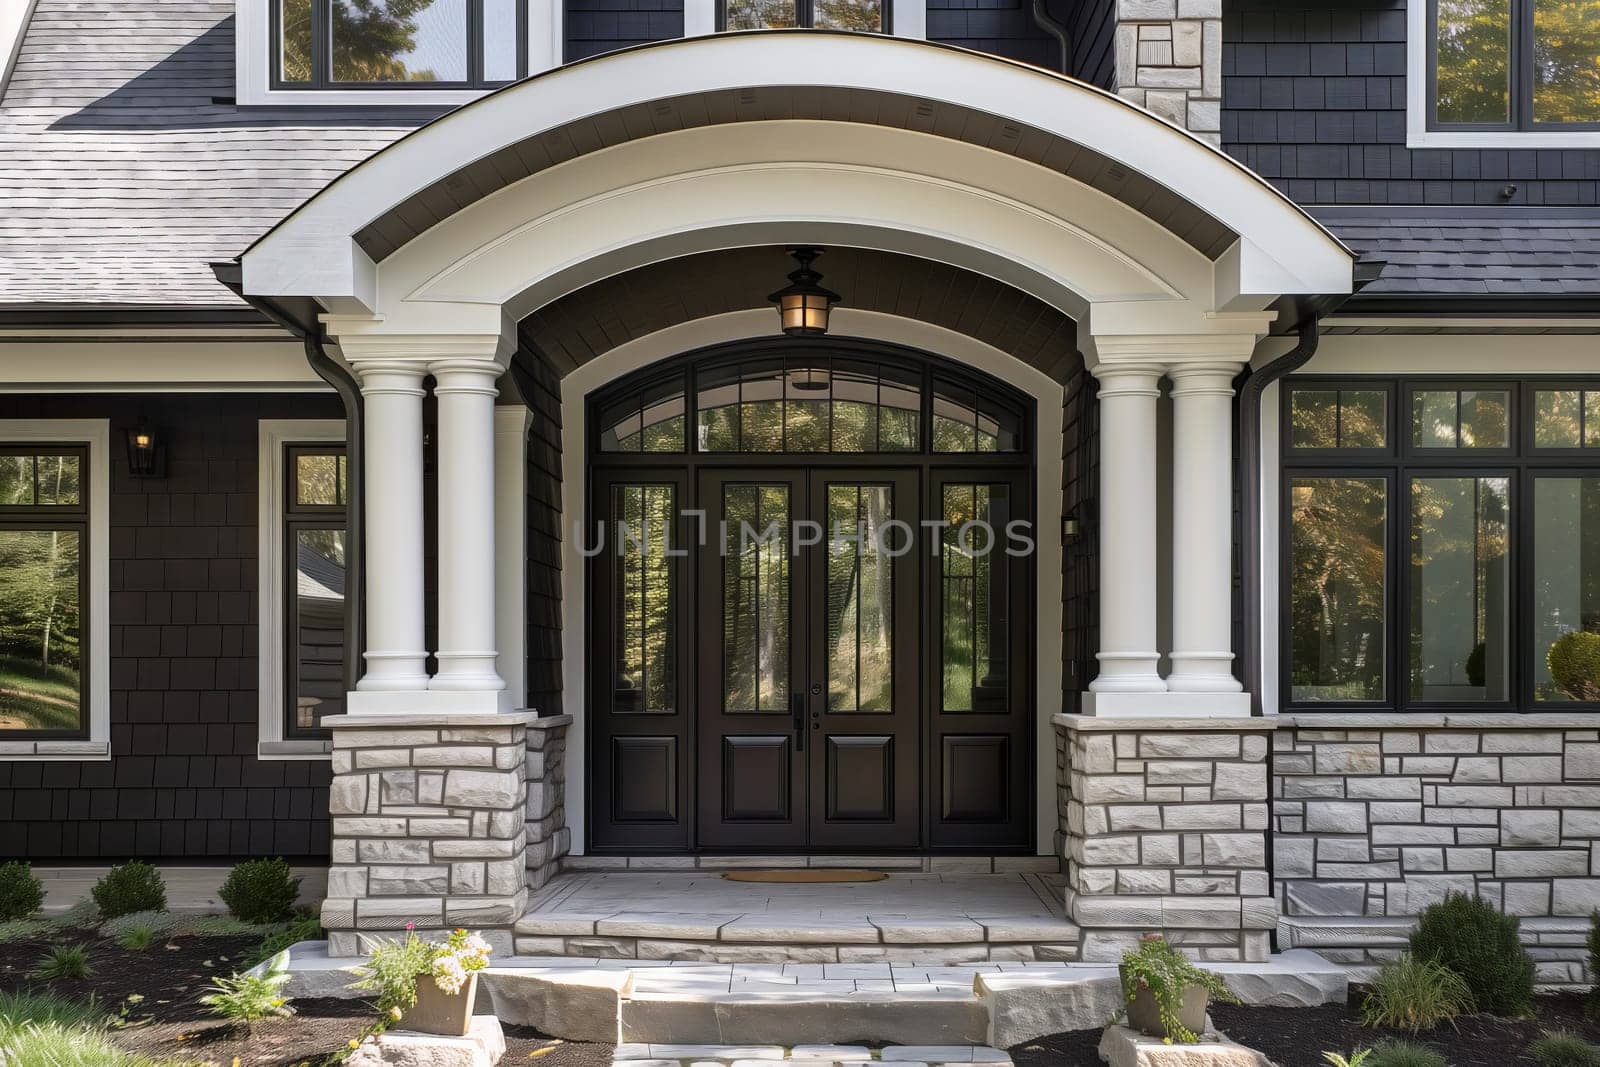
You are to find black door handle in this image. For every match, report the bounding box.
[792,691,805,752]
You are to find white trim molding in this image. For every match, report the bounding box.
[0,419,111,761]
[257,418,346,759]
[1405,0,1600,148]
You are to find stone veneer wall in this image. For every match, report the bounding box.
[525,717,571,890]
[1113,0,1223,145]
[1273,716,1600,984]
[323,712,547,956]
[1056,715,1277,962]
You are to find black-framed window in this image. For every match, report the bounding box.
[273,0,527,90]
[1283,377,1600,712]
[285,445,349,738]
[720,0,886,32]
[0,447,88,738]
[1428,0,1600,131]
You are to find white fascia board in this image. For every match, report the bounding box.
[1215,235,1351,311]
[242,34,1353,307]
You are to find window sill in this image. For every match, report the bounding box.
[1274,711,1600,729]
[259,739,333,760]
[238,86,485,108]
[0,740,110,761]
[1407,129,1600,149]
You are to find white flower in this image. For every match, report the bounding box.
[431,953,468,995]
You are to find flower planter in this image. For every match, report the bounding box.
[1119,968,1210,1041]
[403,971,478,1037]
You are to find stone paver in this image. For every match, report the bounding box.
[614,1046,1011,1066]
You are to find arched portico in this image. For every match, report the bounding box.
[239,31,1354,961]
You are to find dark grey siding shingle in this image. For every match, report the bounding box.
[565,0,684,62]
[0,393,341,860]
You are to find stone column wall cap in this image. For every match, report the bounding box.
[325,710,547,729]
[1273,712,1600,730]
[1053,713,1273,732]
[527,715,575,730]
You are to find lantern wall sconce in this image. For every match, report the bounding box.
[125,418,166,478]
[768,247,841,337]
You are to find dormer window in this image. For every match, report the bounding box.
[270,0,527,90]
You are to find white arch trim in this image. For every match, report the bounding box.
[241,33,1353,314]
[558,307,1065,856]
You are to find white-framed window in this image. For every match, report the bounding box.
[0,421,110,762]
[1408,0,1600,147]
[235,0,560,106]
[258,419,348,759]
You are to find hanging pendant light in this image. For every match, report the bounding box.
[768,247,840,337]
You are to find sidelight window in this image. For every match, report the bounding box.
[1283,376,1600,711]
[284,445,350,738]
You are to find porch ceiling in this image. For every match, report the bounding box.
[352,78,1238,265]
[517,247,1082,384]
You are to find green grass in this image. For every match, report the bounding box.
[0,654,80,732]
[0,987,198,1067]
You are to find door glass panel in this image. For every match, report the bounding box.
[1534,0,1600,124]
[1409,477,1510,702]
[613,485,675,714]
[826,485,893,714]
[1534,477,1600,702]
[1434,0,1512,124]
[941,484,1009,712]
[724,484,790,713]
[1289,477,1388,702]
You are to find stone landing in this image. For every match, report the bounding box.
[513,871,1080,964]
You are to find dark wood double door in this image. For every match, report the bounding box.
[697,467,920,850]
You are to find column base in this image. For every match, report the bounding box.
[1080,692,1252,717]
[347,689,513,715]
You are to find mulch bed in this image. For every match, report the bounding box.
[0,928,614,1066]
[1010,993,1600,1067]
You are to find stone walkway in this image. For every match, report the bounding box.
[613,1043,1012,1065]
[516,872,1077,963]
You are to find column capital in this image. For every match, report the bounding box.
[429,357,503,398]
[1167,360,1244,398]
[349,359,428,396]
[1090,361,1165,397]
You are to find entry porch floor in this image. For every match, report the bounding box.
[513,871,1080,964]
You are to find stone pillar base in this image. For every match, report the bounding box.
[525,716,572,890]
[323,710,538,956]
[1055,714,1277,963]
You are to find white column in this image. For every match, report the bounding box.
[494,405,532,712]
[1087,363,1167,696]
[352,360,430,693]
[430,358,508,700]
[1167,362,1244,693]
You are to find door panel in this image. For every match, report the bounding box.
[697,470,808,849]
[806,470,920,848]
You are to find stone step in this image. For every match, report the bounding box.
[614,1043,1014,1066]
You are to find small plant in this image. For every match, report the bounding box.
[246,911,323,968]
[114,924,157,951]
[1359,953,1475,1033]
[199,957,294,1036]
[0,988,102,1031]
[1588,910,1600,1020]
[218,857,300,924]
[1531,1031,1600,1067]
[1369,1040,1447,1067]
[1117,936,1239,1044]
[0,861,44,922]
[31,943,91,981]
[1410,891,1535,1016]
[1323,1051,1373,1067]
[89,861,166,919]
[98,909,174,941]
[351,928,494,1018]
[1549,630,1600,701]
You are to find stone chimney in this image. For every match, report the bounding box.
[1113,0,1222,146]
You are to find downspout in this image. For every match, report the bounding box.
[1030,0,1072,74]
[208,263,365,695]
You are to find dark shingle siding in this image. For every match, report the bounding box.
[0,392,341,861]
[565,0,684,62]
[929,0,1061,70]
[1222,0,1600,208]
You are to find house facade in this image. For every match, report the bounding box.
[0,0,1597,977]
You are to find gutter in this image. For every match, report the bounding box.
[210,262,366,695]
[1028,0,1072,75]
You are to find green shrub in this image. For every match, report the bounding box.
[32,943,91,981]
[246,911,323,968]
[1359,953,1475,1033]
[199,958,293,1036]
[89,862,165,919]
[1409,891,1535,1016]
[1531,1032,1600,1067]
[1549,630,1600,701]
[0,862,44,922]
[1369,1041,1447,1067]
[218,857,300,924]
